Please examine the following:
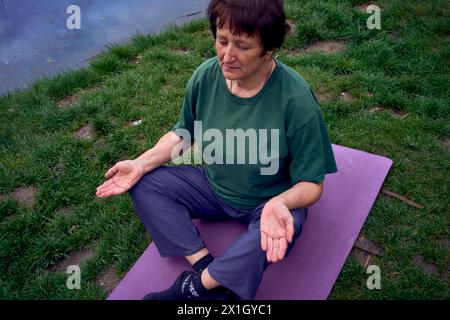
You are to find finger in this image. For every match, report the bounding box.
[96,181,120,195]
[261,231,268,251]
[96,184,123,197]
[97,189,119,198]
[96,179,115,192]
[96,184,113,197]
[105,165,119,179]
[97,187,124,198]
[272,238,280,263]
[286,218,295,243]
[267,237,273,262]
[277,238,288,261]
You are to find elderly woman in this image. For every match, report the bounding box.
[96,0,337,300]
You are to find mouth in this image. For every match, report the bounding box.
[223,63,239,71]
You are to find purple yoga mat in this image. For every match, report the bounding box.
[108,144,392,300]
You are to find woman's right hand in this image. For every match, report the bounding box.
[96,160,145,198]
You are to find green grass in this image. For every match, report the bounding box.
[0,0,449,299]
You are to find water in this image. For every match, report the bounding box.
[0,0,210,96]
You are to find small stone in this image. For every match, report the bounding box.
[340,92,354,103]
[74,124,95,140]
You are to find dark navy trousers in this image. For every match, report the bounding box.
[129,165,307,300]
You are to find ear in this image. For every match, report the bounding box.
[264,49,275,59]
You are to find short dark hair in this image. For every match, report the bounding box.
[207,0,290,56]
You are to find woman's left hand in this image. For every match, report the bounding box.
[260,197,295,263]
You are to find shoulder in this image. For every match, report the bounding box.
[277,60,314,100]
[275,60,321,127]
[276,60,306,83]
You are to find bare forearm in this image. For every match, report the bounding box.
[273,180,324,210]
[134,131,183,173]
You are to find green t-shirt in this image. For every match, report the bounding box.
[172,57,337,210]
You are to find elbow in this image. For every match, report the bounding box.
[311,181,324,205]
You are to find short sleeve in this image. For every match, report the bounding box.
[288,110,337,184]
[171,73,198,141]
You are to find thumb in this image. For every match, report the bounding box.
[105,164,119,179]
[286,218,295,243]
[282,211,295,243]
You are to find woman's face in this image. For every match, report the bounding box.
[215,23,273,81]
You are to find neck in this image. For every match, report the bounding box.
[232,58,275,92]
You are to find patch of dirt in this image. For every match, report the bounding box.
[131,55,143,65]
[442,272,449,284]
[286,19,296,35]
[315,92,334,103]
[367,106,410,119]
[440,137,450,152]
[74,124,96,140]
[93,138,106,150]
[49,247,96,272]
[289,40,346,56]
[437,239,450,251]
[392,109,409,119]
[4,213,18,221]
[386,260,396,269]
[58,93,81,108]
[55,206,74,217]
[52,161,65,176]
[96,266,121,294]
[160,84,173,93]
[388,31,400,41]
[339,92,354,103]
[137,133,150,147]
[412,255,438,275]
[173,48,190,55]
[368,106,382,113]
[57,88,98,108]
[3,186,39,209]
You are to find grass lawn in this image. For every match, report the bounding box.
[0,0,448,299]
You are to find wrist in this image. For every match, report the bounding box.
[133,156,154,174]
[270,195,289,208]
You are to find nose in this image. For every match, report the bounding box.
[223,43,236,63]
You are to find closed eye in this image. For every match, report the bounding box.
[236,44,250,50]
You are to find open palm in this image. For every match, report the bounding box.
[260,200,295,263]
[96,160,144,198]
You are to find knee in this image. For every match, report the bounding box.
[129,167,167,200]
